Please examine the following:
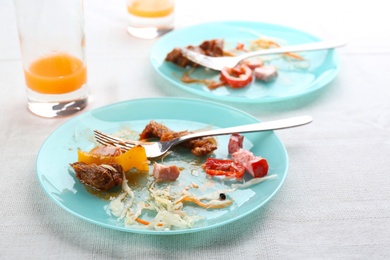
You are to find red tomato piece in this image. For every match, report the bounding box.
[202,158,245,178]
[220,64,253,88]
[246,157,269,178]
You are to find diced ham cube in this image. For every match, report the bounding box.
[231,148,253,163]
[231,149,268,178]
[153,162,180,182]
[254,66,278,82]
[243,59,264,70]
[228,134,244,154]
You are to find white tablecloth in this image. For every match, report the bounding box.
[1,0,390,259]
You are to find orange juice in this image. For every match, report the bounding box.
[127,0,174,18]
[24,53,87,95]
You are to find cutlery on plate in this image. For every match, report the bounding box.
[181,39,347,71]
[94,115,313,159]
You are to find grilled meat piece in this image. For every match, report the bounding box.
[165,39,224,68]
[139,120,217,156]
[198,39,224,57]
[70,162,124,191]
[183,137,218,157]
[139,120,188,141]
[165,47,198,68]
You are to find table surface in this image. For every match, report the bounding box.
[1,0,390,259]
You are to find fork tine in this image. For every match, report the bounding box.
[95,137,130,152]
[181,48,213,69]
[93,130,135,152]
[181,48,233,71]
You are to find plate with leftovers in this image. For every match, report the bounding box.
[150,21,341,103]
[36,97,288,234]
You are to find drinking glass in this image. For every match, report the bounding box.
[14,0,88,118]
[126,0,175,39]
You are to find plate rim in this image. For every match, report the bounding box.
[150,20,341,104]
[36,97,289,235]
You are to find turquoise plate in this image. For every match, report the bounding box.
[36,98,288,235]
[150,21,340,103]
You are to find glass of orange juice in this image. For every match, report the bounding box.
[127,0,175,39]
[14,0,88,118]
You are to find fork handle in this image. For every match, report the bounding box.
[239,39,347,61]
[177,115,313,142]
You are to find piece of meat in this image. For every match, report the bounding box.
[231,148,254,163]
[139,120,188,140]
[253,66,278,82]
[231,149,269,178]
[165,47,198,68]
[70,162,124,191]
[90,146,122,157]
[198,39,224,57]
[243,59,264,70]
[228,134,244,154]
[139,121,217,156]
[184,137,217,157]
[165,39,224,68]
[153,162,180,182]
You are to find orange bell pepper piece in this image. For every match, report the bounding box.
[77,145,149,172]
[114,145,149,172]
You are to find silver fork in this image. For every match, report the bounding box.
[94,115,313,159]
[181,39,346,71]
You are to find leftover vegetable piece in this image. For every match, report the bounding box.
[250,38,305,60]
[220,64,253,88]
[246,157,269,178]
[77,145,148,172]
[114,145,149,172]
[231,174,278,189]
[135,217,163,227]
[175,195,233,209]
[232,149,269,178]
[77,149,116,165]
[202,158,246,179]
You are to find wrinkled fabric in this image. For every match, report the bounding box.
[1,0,390,259]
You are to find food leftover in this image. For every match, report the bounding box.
[165,37,307,90]
[70,122,275,231]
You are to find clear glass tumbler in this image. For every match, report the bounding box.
[126,0,175,39]
[14,0,88,118]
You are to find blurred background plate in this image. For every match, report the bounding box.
[150,21,340,103]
